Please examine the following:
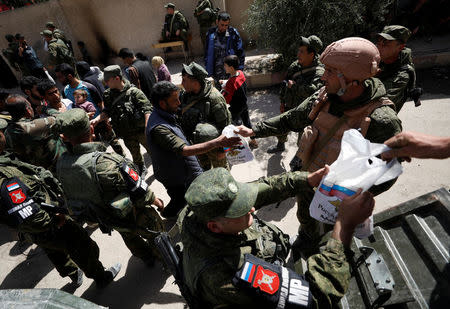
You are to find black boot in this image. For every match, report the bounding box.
[68,268,83,287]
[96,263,121,288]
[267,142,285,154]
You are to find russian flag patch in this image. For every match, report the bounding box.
[6,182,20,192]
[240,261,256,283]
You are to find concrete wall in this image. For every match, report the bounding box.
[0,0,253,72]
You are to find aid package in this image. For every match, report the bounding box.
[309,129,403,238]
[222,124,254,166]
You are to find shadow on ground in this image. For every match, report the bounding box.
[80,257,183,309]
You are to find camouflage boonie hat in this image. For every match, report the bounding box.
[165,2,175,8]
[378,25,411,43]
[40,30,53,37]
[185,168,259,222]
[46,21,55,28]
[300,35,323,54]
[182,62,208,81]
[103,65,123,82]
[56,109,90,139]
[193,123,219,144]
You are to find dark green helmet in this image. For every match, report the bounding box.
[193,123,219,144]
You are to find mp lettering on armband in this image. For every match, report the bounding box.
[288,278,310,307]
[1,178,40,223]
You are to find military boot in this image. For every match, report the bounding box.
[267,142,285,153]
[68,268,83,287]
[96,263,122,288]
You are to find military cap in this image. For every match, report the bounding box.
[0,119,8,131]
[185,168,259,222]
[5,34,14,41]
[15,33,24,40]
[299,35,323,54]
[103,65,123,82]
[46,21,55,28]
[378,25,411,43]
[193,123,220,144]
[40,30,53,37]
[165,2,175,8]
[182,62,208,81]
[56,109,90,139]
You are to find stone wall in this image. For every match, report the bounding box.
[0,0,253,70]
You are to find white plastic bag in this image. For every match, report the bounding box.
[222,124,254,166]
[309,129,403,238]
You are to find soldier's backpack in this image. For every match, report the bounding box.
[0,156,66,228]
[108,87,143,134]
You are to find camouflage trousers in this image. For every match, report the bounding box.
[121,131,151,170]
[117,206,164,264]
[32,217,106,281]
[197,148,228,170]
[199,24,213,49]
[294,189,333,259]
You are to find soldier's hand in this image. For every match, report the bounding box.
[234,125,255,137]
[307,165,329,188]
[280,102,285,113]
[55,213,66,228]
[176,29,180,36]
[215,135,241,148]
[153,197,164,211]
[166,31,170,37]
[337,189,374,230]
[382,131,450,161]
[287,80,295,88]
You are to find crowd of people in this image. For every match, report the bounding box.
[0,1,448,308]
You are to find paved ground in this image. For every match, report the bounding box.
[0,71,449,308]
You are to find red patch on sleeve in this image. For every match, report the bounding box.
[9,189,26,204]
[252,265,280,295]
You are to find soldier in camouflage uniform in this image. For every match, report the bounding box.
[92,65,152,174]
[0,130,120,288]
[41,30,75,70]
[180,62,232,170]
[194,0,217,48]
[376,25,416,113]
[2,34,19,71]
[181,167,375,308]
[4,94,66,172]
[161,3,189,46]
[268,35,325,153]
[45,21,73,53]
[57,109,164,266]
[236,38,402,258]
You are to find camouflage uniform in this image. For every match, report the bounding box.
[253,78,402,256]
[161,8,189,43]
[0,153,111,283]
[47,37,74,66]
[103,79,152,172]
[194,0,216,48]
[2,40,19,70]
[277,57,324,144]
[181,168,350,308]
[4,116,67,172]
[57,142,164,265]
[180,62,231,170]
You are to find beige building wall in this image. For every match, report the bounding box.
[0,0,253,72]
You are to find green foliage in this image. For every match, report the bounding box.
[245,0,395,66]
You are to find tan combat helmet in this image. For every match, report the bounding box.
[320,37,380,95]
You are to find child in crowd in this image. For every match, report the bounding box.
[151,56,172,82]
[73,89,96,119]
[220,55,258,149]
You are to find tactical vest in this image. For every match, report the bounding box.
[182,213,290,298]
[0,155,65,228]
[180,84,230,141]
[131,59,156,100]
[147,108,203,188]
[105,86,144,136]
[298,87,394,172]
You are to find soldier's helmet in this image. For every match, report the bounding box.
[320,37,380,81]
[193,123,220,144]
